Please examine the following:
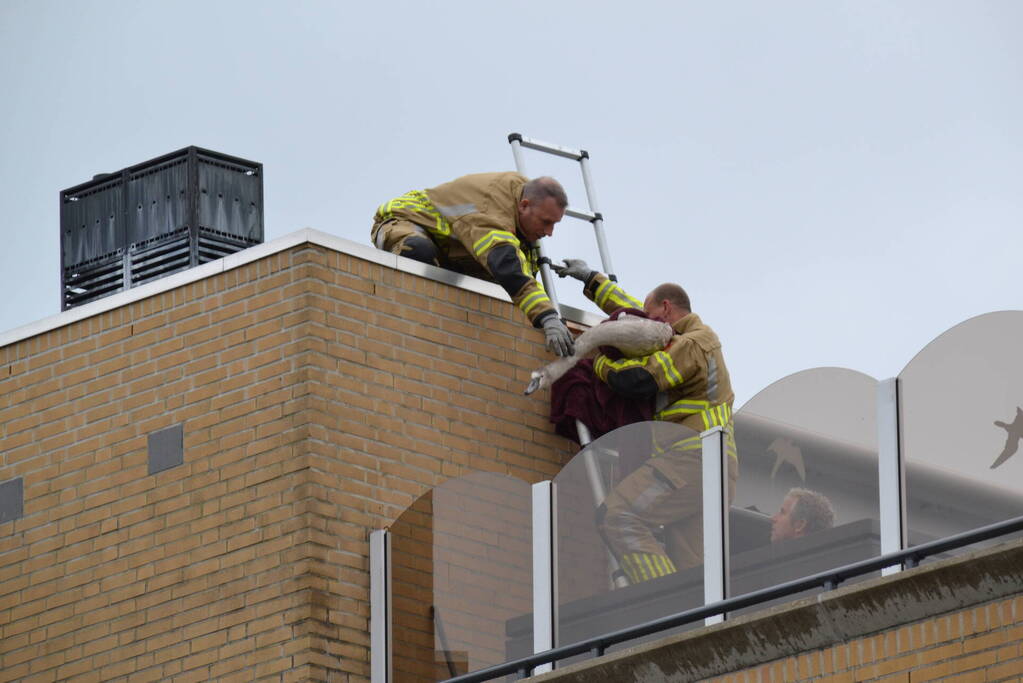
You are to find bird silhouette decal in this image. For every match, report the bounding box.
[991,406,1023,469]
[768,437,806,481]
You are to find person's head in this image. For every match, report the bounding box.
[643,283,691,324]
[770,488,835,542]
[517,176,567,243]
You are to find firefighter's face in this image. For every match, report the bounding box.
[643,295,669,320]
[517,196,564,243]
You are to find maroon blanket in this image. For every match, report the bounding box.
[548,307,658,446]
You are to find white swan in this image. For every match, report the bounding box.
[525,313,674,395]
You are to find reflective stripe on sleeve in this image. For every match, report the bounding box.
[519,290,552,317]
[594,354,646,382]
[652,351,684,388]
[594,278,644,310]
[472,229,520,257]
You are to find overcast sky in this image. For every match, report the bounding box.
[1,0,1020,406]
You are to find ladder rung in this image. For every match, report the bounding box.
[511,133,587,161]
[564,207,598,222]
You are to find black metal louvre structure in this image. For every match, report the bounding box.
[59,146,263,310]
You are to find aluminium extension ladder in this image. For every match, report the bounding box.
[508,133,629,589]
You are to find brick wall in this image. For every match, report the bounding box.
[0,241,575,682]
[703,595,1023,683]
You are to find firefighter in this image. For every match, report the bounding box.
[554,258,739,583]
[371,172,574,357]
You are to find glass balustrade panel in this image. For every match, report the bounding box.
[553,421,705,661]
[391,472,533,681]
[900,311,1023,560]
[731,368,880,613]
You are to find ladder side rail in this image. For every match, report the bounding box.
[575,420,629,589]
[578,155,616,280]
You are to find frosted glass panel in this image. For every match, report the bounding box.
[390,473,532,681]
[732,368,880,605]
[552,421,705,659]
[900,312,1023,551]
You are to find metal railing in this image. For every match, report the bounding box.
[442,513,1023,682]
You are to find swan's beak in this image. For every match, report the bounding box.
[524,375,543,395]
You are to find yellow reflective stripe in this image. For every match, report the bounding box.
[520,290,551,316]
[593,279,615,307]
[622,554,644,583]
[640,555,654,581]
[621,556,638,580]
[594,278,643,310]
[524,246,540,275]
[671,436,702,451]
[652,351,683,387]
[667,399,710,412]
[515,247,532,277]
[472,229,519,257]
[653,434,711,456]
[656,399,731,425]
[377,191,452,239]
[609,289,644,310]
[655,398,710,420]
[622,553,676,582]
[594,354,646,383]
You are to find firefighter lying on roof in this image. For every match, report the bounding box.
[371,172,574,357]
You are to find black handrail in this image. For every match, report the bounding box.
[441,513,1023,683]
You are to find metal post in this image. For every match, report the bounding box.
[574,421,606,504]
[509,135,528,174]
[187,146,200,269]
[877,378,907,576]
[370,530,392,683]
[701,426,729,625]
[532,482,556,675]
[575,420,629,589]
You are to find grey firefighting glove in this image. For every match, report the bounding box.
[552,258,593,282]
[541,316,575,357]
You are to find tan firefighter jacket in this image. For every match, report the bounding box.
[372,172,557,327]
[583,273,736,455]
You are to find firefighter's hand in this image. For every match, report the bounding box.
[552,258,592,281]
[542,317,575,357]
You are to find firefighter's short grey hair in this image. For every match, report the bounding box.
[647,283,691,313]
[788,488,836,534]
[523,176,568,209]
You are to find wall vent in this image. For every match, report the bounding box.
[0,477,24,525]
[148,424,184,475]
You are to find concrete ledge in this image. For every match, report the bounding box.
[536,538,1023,682]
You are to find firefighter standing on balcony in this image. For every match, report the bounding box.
[371,172,575,357]
[554,258,739,583]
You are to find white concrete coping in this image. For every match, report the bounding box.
[0,229,604,350]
